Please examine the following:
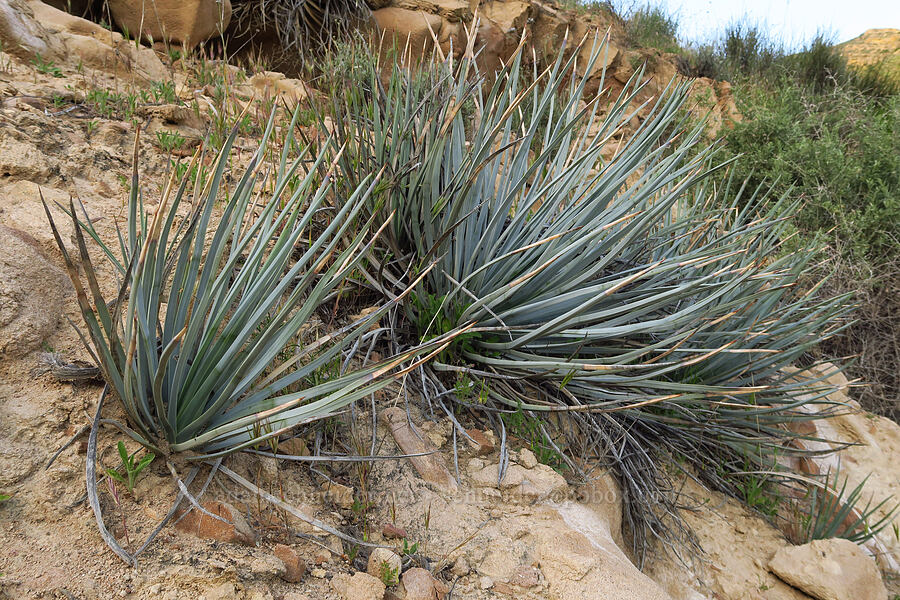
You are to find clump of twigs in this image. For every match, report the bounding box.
[32,352,102,382]
[230,0,372,55]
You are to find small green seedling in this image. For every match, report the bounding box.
[378,561,399,586]
[400,538,418,556]
[31,53,63,78]
[105,441,155,493]
[0,493,10,502]
[155,130,186,154]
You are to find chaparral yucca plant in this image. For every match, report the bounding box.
[799,468,898,545]
[45,110,449,565]
[324,33,854,561]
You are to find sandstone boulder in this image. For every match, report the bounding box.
[13,0,169,80]
[769,538,888,600]
[401,567,440,600]
[234,71,311,112]
[0,182,76,260]
[469,462,568,501]
[373,8,445,59]
[331,571,386,600]
[175,500,257,546]
[0,0,63,61]
[106,0,231,47]
[273,543,307,583]
[0,225,70,358]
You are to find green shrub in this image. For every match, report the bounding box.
[720,22,782,79]
[723,84,899,258]
[717,70,899,417]
[625,5,680,53]
[784,34,850,93]
[676,44,720,79]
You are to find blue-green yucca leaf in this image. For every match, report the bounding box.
[46,109,442,459]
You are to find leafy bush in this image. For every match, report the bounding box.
[784,35,851,93]
[675,44,720,79]
[718,79,899,417]
[625,5,680,53]
[323,36,852,560]
[674,23,899,97]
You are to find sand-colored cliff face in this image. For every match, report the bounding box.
[838,28,900,78]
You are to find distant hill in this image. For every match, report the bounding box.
[838,28,900,79]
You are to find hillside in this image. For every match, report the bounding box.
[838,28,900,79]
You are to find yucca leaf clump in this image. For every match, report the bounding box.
[324,35,854,558]
[46,111,430,461]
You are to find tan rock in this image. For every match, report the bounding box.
[530,0,571,60]
[331,571,386,600]
[273,544,306,583]
[25,0,167,80]
[769,538,888,600]
[0,226,70,358]
[508,564,541,588]
[174,500,257,546]
[472,18,506,75]
[401,567,438,600]
[382,523,407,539]
[517,448,538,469]
[106,0,231,47]
[470,463,567,501]
[0,0,64,61]
[249,554,286,579]
[280,436,309,456]
[324,480,356,510]
[576,470,626,551]
[482,0,531,34]
[380,407,457,492]
[450,556,469,577]
[394,0,470,21]
[465,428,495,455]
[0,182,77,261]
[236,71,310,111]
[472,503,671,600]
[373,8,444,58]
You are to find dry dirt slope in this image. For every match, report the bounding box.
[0,2,899,600]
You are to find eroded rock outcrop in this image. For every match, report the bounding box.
[769,538,888,600]
[106,0,232,47]
[0,0,167,79]
[0,225,70,357]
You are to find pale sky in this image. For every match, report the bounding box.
[636,0,900,48]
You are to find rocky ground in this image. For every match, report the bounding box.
[1,2,899,600]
